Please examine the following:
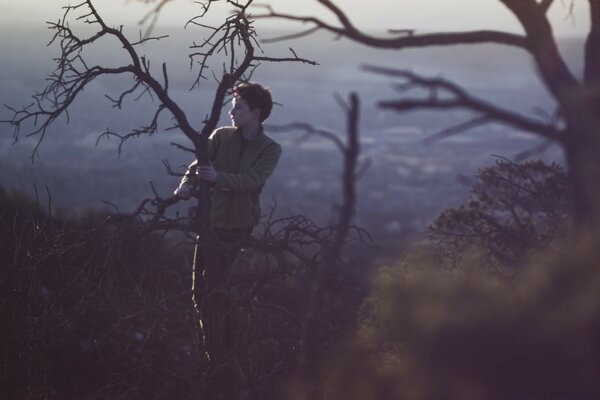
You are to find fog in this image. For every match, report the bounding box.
[0,24,579,251]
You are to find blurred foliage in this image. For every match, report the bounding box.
[287,159,600,400]
[0,186,202,400]
[0,186,366,399]
[3,158,589,400]
[428,159,572,267]
[320,233,600,399]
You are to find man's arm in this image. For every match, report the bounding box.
[174,129,221,199]
[174,160,197,200]
[196,143,282,191]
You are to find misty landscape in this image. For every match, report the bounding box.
[4,3,600,397]
[0,26,575,252]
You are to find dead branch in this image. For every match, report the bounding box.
[254,3,529,49]
[364,66,564,142]
[1,0,200,159]
[275,93,362,392]
[421,116,492,144]
[539,0,554,13]
[1,0,317,231]
[0,3,358,396]
[498,0,579,100]
[255,0,589,158]
[267,122,346,153]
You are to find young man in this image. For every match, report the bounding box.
[174,83,281,398]
[174,82,281,242]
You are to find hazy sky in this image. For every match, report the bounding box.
[0,0,590,37]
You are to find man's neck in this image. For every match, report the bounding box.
[238,123,261,141]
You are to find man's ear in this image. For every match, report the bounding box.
[251,107,261,120]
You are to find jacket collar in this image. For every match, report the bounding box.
[235,125,264,142]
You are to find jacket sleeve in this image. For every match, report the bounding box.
[177,129,221,189]
[177,159,198,190]
[214,142,282,192]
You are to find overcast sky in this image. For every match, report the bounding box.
[0,0,590,37]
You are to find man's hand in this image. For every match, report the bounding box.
[174,185,192,200]
[195,163,218,183]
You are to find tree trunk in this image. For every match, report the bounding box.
[563,102,600,225]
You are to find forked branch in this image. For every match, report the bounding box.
[254,3,529,50]
[365,66,564,142]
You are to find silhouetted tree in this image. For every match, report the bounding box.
[0,1,368,399]
[258,0,600,224]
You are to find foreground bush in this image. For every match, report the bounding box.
[0,188,200,399]
[429,159,571,267]
[321,232,600,400]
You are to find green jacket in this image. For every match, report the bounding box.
[178,126,282,230]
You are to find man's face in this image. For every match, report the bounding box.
[229,96,260,129]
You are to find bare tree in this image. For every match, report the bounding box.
[0,100,368,398]
[0,1,372,398]
[266,93,363,398]
[1,0,315,225]
[255,0,600,224]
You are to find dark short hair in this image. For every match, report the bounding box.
[232,82,273,122]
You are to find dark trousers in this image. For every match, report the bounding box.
[192,226,253,399]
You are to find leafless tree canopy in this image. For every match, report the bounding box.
[0,1,372,398]
[256,0,600,223]
[5,0,600,398]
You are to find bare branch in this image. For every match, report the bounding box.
[539,0,554,13]
[253,4,529,50]
[514,139,555,161]
[137,0,171,38]
[104,78,143,109]
[95,104,167,155]
[254,55,317,66]
[267,123,346,153]
[421,116,492,144]
[365,65,564,141]
[170,142,196,153]
[262,27,321,44]
[130,31,169,46]
[257,0,583,123]
[1,0,200,159]
[499,0,580,100]
[295,93,361,391]
[584,0,600,84]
